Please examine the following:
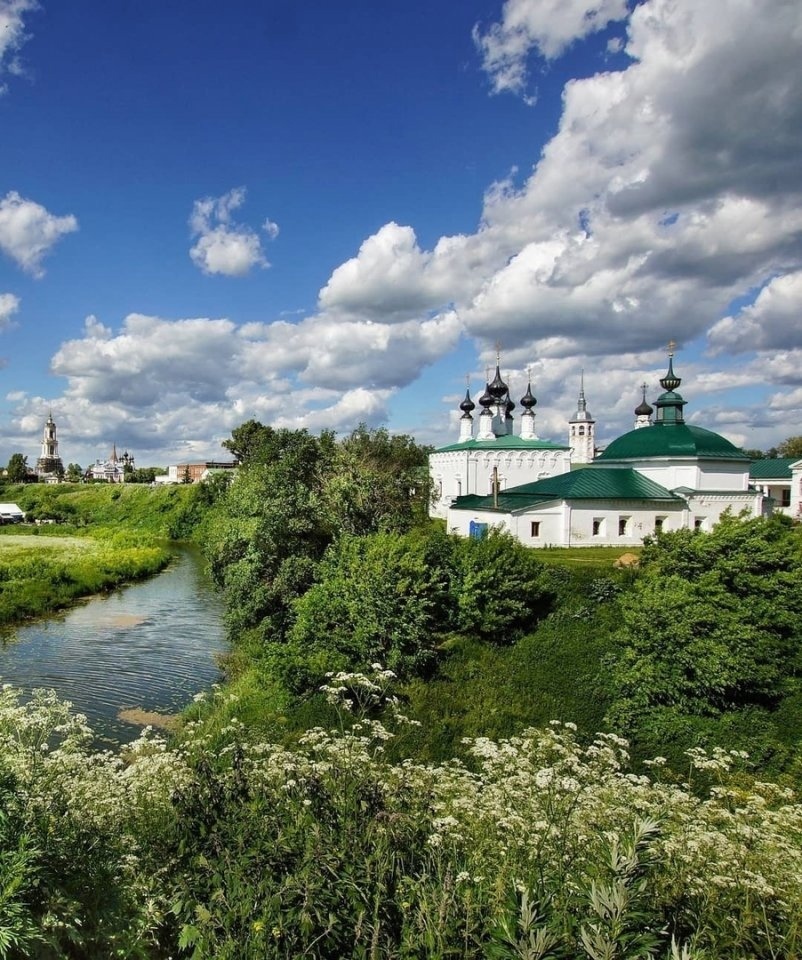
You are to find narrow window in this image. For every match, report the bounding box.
[618,516,629,536]
[782,488,791,507]
[655,516,665,533]
[530,521,541,537]
[694,517,704,531]
[592,518,603,536]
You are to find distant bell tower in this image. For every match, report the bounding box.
[36,411,65,478]
[568,372,595,463]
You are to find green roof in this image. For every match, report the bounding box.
[451,467,682,513]
[749,458,796,480]
[598,423,749,462]
[436,435,569,453]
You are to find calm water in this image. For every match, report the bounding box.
[0,546,227,745]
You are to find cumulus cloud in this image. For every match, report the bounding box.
[0,192,78,277]
[37,303,460,462]
[473,0,628,97]
[0,292,20,329]
[16,0,802,458]
[0,0,38,95]
[189,187,277,277]
[708,273,802,354]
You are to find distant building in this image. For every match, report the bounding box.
[85,444,134,483]
[0,503,25,523]
[154,461,238,485]
[35,412,65,481]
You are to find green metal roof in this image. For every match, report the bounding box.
[450,467,682,513]
[749,458,796,480]
[598,423,749,462]
[436,435,570,453]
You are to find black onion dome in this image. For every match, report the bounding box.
[460,389,475,416]
[479,382,493,409]
[635,384,653,417]
[505,394,515,416]
[520,382,537,410]
[488,364,508,400]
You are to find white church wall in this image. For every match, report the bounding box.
[430,447,571,520]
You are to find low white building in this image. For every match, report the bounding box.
[749,458,802,517]
[444,352,771,547]
[0,503,26,523]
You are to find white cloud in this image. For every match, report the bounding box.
[0,191,78,277]
[0,292,20,329]
[189,187,277,277]
[474,0,628,97]
[0,0,38,95]
[708,273,802,354]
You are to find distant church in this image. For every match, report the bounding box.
[35,412,65,481]
[431,348,801,548]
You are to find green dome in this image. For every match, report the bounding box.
[598,423,749,462]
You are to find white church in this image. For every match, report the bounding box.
[430,350,802,548]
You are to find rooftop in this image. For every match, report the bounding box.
[451,467,682,513]
[598,423,749,462]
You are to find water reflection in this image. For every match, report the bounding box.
[0,546,227,745]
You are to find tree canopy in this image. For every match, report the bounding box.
[607,513,802,765]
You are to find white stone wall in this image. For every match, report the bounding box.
[446,489,768,549]
[430,447,571,519]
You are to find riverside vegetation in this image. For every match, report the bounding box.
[0,424,801,958]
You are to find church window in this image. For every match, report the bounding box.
[618,516,630,536]
[654,516,666,533]
[579,426,585,436]
[694,517,704,530]
[592,517,604,536]
[781,488,791,507]
[530,521,541,537]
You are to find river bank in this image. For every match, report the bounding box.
[0,529,172,624]
[0,544,227,743]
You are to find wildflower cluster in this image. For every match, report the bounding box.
[0,674,800,958]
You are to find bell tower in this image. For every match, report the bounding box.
[568,372,595,463]
[36,411,65,478]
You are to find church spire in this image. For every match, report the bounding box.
[654,341,686,424]
[568,371,595,463]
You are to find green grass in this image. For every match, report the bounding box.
[0,482,207,539]
[0,531,171,624]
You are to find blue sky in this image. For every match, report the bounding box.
[1,0,801,468]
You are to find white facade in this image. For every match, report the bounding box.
[446,487,766,549]
[430,444,572,519]
[438,351,776,549]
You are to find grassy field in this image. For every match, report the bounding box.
[0,529,171,624]
[0,481,207,539]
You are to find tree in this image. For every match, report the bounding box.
[323,425,432,535]
[284,529,457,691]
[6,453,29,483]
[65,463,83,482]
[607,514,802,762]
[777,436,802,459]
[204,430,333,641]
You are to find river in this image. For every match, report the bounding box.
[0,545,227,745]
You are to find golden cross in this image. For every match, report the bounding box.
[667,339,676,356]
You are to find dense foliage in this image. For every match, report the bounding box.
[607,514,802,770]
[202,424,432,644]
[1,676,801,959]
